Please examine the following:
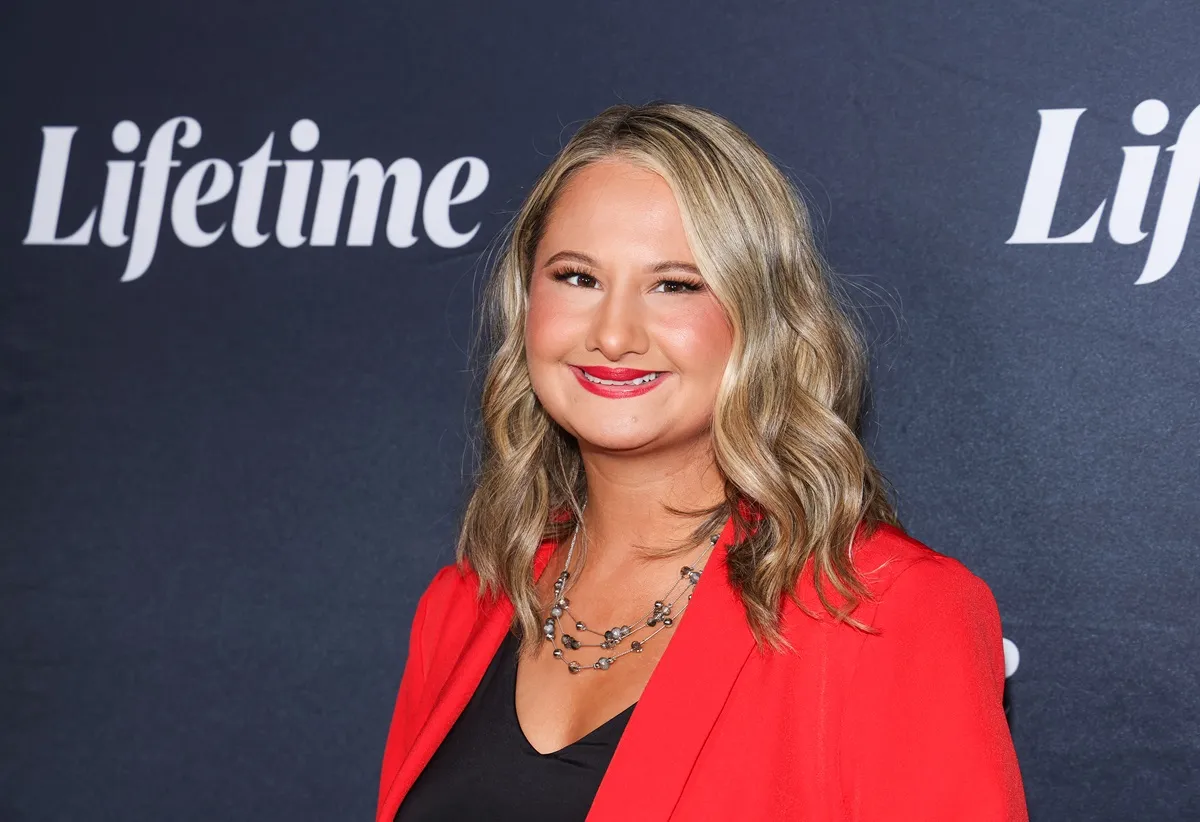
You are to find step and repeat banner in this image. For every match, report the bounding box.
[2,1,1197,820]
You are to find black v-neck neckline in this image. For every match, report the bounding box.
[506,631,638,758]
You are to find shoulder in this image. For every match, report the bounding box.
[422,561,474,599]
[846,523,1006,685]
[401,561,485,678]
[851,521,996,612]
[414,561,478,623]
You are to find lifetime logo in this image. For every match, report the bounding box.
[1008,99,1199,285]
[23,117,490,282]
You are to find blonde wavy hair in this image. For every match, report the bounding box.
[457,101,901,654]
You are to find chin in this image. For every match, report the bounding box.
[569,425,662,453]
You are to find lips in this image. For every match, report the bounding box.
[576,366,657,380]
[568,364,667,399]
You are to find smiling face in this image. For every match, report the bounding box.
[525,157,734,454]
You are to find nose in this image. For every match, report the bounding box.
[584,280,650,361]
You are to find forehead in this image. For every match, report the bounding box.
[537,159,694,263]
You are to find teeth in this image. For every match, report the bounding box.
[581,371,661,386]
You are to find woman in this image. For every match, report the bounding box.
[379,102,1027,821]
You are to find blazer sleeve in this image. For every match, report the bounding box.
[376,565,456,812]
[839,556,1028,821]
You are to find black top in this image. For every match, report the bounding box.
[394,630,636,822]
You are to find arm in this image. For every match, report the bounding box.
[376,565,456,812]
[840,557,1028,821]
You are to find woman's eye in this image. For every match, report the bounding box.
[652,279,704,294]
[553,270,597,288]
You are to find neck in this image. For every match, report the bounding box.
[572,440,726,575]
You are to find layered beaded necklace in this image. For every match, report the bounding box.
[541,509,721,675]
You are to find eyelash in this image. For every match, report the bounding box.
[551,267,705,294]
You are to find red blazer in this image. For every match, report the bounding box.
[377,515,1028,821]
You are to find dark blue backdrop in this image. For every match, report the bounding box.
[3,1,1198,819]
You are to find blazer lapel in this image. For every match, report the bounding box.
[378,538,560,822]
[587,512,758,822]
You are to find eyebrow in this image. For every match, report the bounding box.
[542,250,702,277]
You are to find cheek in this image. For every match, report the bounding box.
[525,287,578,364]
[659,301,733,379]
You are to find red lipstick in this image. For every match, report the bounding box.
[568,365,667,398]
[577,366,655,380]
